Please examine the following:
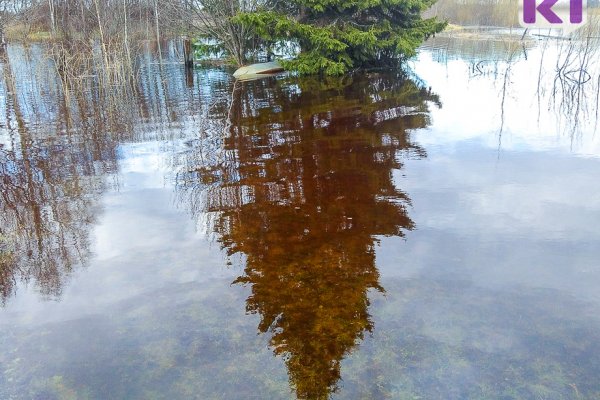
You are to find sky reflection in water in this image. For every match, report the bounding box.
[1,37,600,399]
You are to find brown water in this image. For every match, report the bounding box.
[1,38,600,399]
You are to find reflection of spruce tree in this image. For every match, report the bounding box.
[199,73,440,399]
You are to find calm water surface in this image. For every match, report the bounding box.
[1,36,600,399]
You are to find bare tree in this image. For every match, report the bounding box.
[0,0,21,46]
[169,0,266,66]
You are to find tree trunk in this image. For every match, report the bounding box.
[0,26,5,50]
[48,0,56,36]
[183,37,194,68]
[154,0,162,62]
[123,0,132,67]
[93,0,110,71]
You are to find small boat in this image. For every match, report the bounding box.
[233,61,285,80]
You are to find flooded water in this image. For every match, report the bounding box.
[1,36,600,399]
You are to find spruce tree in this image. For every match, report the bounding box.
[236,0,446,75]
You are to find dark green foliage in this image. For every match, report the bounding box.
[235,0,446,75]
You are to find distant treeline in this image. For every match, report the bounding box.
[425,0,599,27]
[0,1,191,43]
[424,0,519,27]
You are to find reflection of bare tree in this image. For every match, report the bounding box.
[177,73,440,399]
[426,26,600,142]
[0,50,119,304]
[0,40,226,304]
[551,21,600,135]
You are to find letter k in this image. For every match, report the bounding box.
[523,0,563,23]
